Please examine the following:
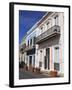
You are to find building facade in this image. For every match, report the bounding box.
[25,25,37,69]
[19,35,27,64]
[19,12,64,75]
[36,12,64,75]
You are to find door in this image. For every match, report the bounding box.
[45,48,50,70]
[29,56,32,66]
[33,55,35,67]
[44,56,47,69]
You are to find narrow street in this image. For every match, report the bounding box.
[19,69,49,79]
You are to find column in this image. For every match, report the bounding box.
[50,47,54,70]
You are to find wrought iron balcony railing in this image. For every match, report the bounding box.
[36,25,60,44]
[25,45,35,52]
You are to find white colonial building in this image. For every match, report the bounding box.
[25,24,37,68]
[35,12,64,75]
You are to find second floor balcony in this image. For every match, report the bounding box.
[36,25,60,44]
[25,45,35,52]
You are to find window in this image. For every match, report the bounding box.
[39,61,42,67]
[55,47,59,49]
[54,46,60,71]
[28,40,29,46]
[41,26,43,30]
[54,46,59,63]
[46,22,49,25]
[46,21,50,29]
[40,26,44,34]
[54,63,60,71]
[33,37,36,46]
[30,38,32,46]
[54,15,58,25]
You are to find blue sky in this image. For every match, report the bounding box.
[19,10,46,43]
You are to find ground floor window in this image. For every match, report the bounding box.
[54,46,60,71]
[39,61,42,67]
[54,62,60,71]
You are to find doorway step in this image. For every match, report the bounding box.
[41,70,58,77]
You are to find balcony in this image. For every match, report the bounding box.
[25,45,35,52]
[36,25,60,44]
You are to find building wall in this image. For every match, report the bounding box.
[25,28,37,68]
[26,30,36,46]
[59,13,64,73]
[36,12,64,74]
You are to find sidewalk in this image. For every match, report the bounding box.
[19,68,49,79]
